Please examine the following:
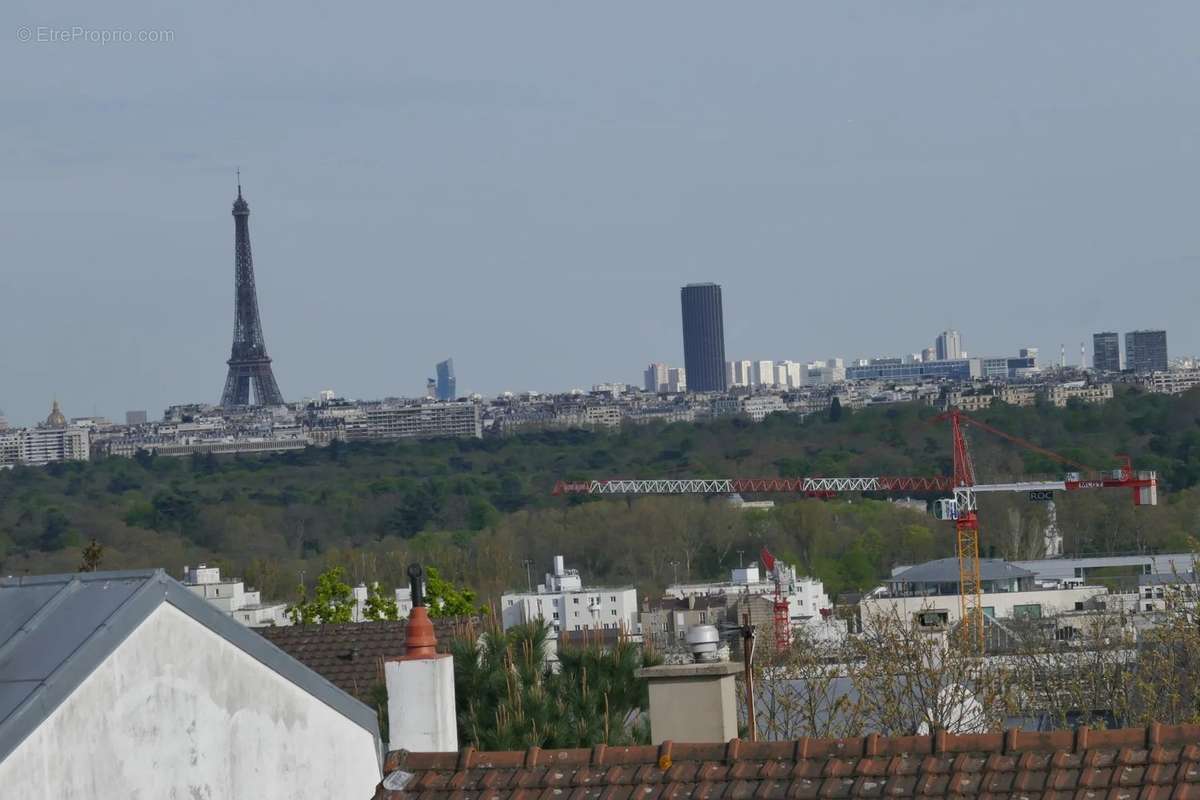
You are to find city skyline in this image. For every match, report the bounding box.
[4,3,1200,425]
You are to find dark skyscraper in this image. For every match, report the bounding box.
[436,358,456,401]
[220,182,285,407]
[680,283,727,392]
[1092,331,1121,372]
[1125,330,1168,374]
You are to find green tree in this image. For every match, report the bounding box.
[363,581,399,621]
[451,620,657,749]
[829,396,843,422]
[288,566,355,624]
[426,566,485,618]
[38,508,71,551]
[78,538,104,572]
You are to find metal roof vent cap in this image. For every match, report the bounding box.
[686,624,720,663]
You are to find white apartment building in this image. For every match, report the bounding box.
[936,330,963,361]
[1145,370,1200,395]
[345,584,415,621]
[1044,382,1114,407]
[666,367,687,393]
[743,395,787,422]
[0,425,90,467]
[775,360,805,389]
[181,564,291,627]
[501,556,639,637]
[806,359,846,385]
[667,561,832,630]
[355,400,482,440]
[643,362,669,393]
[727,359,754,387]
[753,360,775,387]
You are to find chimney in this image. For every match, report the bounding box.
[384,564,457,752]
[553,555,565,577]
[635,625,740,744]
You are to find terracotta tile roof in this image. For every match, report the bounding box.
[257,619,464,701]
[374,723,1200,800]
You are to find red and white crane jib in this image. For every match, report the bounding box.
[551,475,956,497]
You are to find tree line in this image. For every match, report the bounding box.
[2,385,1198,604]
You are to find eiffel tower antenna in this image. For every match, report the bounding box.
[219,182,285,407]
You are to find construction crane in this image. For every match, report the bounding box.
[553,410,1158,650]
[757,546,791,652]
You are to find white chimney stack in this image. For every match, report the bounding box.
[385,564,457,752]
[553,555,565,577]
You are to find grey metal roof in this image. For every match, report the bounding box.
[1140,571,1199,586]
[0,569,381,766]
[887,558,1034,584]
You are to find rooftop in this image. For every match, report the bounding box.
[888,558,1035,585]
[1,570,378,765]
[375,724,1200,800]
[257,618,467,702]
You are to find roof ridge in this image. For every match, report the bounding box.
[401,724,1200,764]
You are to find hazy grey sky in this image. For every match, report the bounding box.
[3,2,1198,425]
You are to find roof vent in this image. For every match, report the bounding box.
[685,624,720,663]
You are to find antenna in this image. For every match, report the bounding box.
[236,167,242,196]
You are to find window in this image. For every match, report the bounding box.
[1013,603,1042,620]
[553,612,559,619]
[611,610,617,616]
[610,595,616,602]
[914,611,949,629]
[573,597,579,604]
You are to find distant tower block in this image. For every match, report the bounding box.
[219,179,285,407]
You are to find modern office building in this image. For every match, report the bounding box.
[125,410,148,426]
[1125,330,1168,373]
[435,358,456,401]
[1092,332,1121,372]
[680,283,727,392]
[935,330,962,361]
[845,358,979,382]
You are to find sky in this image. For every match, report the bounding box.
[2,2,1199,425]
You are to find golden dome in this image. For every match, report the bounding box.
[45,400,67,428]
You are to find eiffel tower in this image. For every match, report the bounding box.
[219,179,285,407]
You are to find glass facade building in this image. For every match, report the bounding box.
[680,283,727,392]
[1125,330,1168,374]
[435,358,456,401]
[1092,332,1121,372]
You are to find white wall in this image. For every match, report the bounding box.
[862,586,1106,631]
[0,602,380,799]
[501,587,639,636]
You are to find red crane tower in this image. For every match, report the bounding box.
[554,410,1158,650]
